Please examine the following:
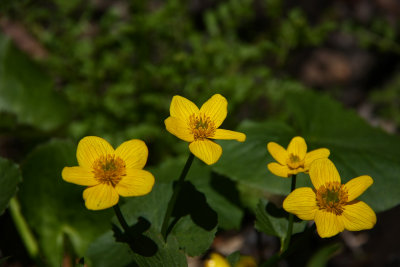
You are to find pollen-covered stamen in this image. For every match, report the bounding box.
[316,182,349,215]
[287,153,304,169]
[189,113,216,140]
[92,154,126,186]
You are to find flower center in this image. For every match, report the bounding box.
[286,153,304,169]
[92,154,126,186]
[189,113,216,140]
[316,182,348,215]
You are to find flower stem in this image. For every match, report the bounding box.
[113,203,130,234]
[161,153,195,240]
[281,174,297,253]
[9,197,39,259]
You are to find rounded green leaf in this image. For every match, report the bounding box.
[0,157,21,215]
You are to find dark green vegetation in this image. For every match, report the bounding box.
[1,0,400,266]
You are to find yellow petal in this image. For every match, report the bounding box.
[345,175,373,202]
[342,201,376,231]
[115,169,155,197]
[314,210,344,238]
[164,116,194,142]
[62,166,98,186]
[170,95,199,123]
[283,187,318,221]
[211,129,246,142]
[287,136,307,160]
[304,148,330,170]
[267,162,291,178]
[115,139,149,169]
[199,94,227,128]
[77,136,115,168]
[83,184,119,210]
[267,142,288,165]
[204,253,230,267]
[309,158,341,189]
[189,139,222,165]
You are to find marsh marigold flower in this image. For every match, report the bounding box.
[62,136,155,210]
[204,253,257,267]
[283,158,376,238]
[165,94,246,165]
[267,136,330,177]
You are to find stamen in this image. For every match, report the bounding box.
[287,153,304,169]
[316,182,348,215]
[92,154,126,186]
[189,113,216,140]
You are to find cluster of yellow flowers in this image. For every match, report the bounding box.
[268,137,376,238]
[61,94,376,240]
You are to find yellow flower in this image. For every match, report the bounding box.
[165,94,246,165]
[204,253,257,267]
[267,136,330,177]
[204,253,230,267]
[62,136,155,210]
[283,158,376,238]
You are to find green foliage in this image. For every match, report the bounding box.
[0,34,69,131]
[18,140,113,266]
[214,90,400,213]
[255,199,306,243]
[0,157,21,215]
[306,243,342,267]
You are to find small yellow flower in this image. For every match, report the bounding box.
[283,158,376,238]
[62,136,155,210]
[267,136,330,177]
[165,94,246,165]
[204,253,230,267]
[204,253,257,267]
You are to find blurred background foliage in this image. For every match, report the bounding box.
[1,0,400,266]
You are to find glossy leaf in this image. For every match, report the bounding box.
[0,157,21,215]
[0,34,69,131]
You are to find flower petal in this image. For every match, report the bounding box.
[199,94,227,128]
[287,136,307,160]
[304,148,330,170]
[115,169,155,197]
[189,139,222,165]
[83,184,119,210]
[267,142,288,165]
[115,139,149,169]
[283,187,318,220]
[77,136,115,168]
[62,166,98,186]
[314,210,344,238]
[205,253,230,267]
[267,162,291,178]
[342,201,376,231]
[164,117,194,142]
[211,129,246,142]
[170,95,199,123]
[345,175,373,202]
[309,158,341,189]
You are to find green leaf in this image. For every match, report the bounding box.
[19,140,113,267]
[0,34,69,131]
[255,199,306,240]
[306,243,342,267]
[0,157,21,215]
[214,90,400,213]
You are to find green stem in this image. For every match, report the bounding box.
[161,153,195,240]
[281,174,297,253]
[9,197,39,259]
[113,203,130,234]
